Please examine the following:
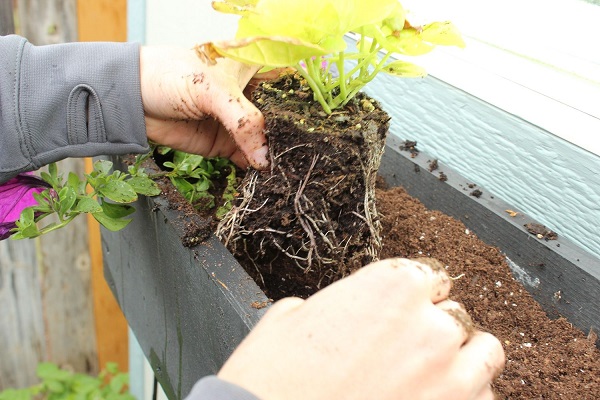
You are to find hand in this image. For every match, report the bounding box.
[139,46,275,170]
[218,258,505,400]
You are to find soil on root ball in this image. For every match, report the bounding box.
[217,73,390,298]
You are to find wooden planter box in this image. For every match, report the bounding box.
[101,134,599,399]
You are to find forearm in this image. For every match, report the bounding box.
[0,35,149,184]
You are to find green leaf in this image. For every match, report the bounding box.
[72,375,100,395]
[101,202,136,219]
[94,160,114,175]
[171,177,195,197]
[108,373,129,394]
[32,192,54,213]
[92,212,132,232]
[48,163,58,181]
[44,379,64,393]
[37,362,72,382]
[67,172,85,193]
[12,208,40,239]
[381,60,426,77]
[73,197,103,213]
[42,163,61,188]
[58,186,77,216]
[127,176,161,196]
[98,181,138,203]
[155,146,172,155]
[0,388,32,400]
[105,362,119,375]
[195,178,211,193]
[11,226,40,240]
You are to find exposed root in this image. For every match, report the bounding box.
[215,74,389,297]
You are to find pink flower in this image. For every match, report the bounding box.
[0,173,50,240]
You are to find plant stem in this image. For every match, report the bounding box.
[37,215,78,236]
[337,51,347,102]
[306,58,330,102]
[295,62,332,114]
[345,45,382,79]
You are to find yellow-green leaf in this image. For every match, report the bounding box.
[212,0,259,15]
[232,0,398,45]
[388,29,436,56]
[207,36,329,67]
[421,21,466,48]
[381,60,426,77]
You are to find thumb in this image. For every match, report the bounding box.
[209,61,270,170]
[213,90,269,170]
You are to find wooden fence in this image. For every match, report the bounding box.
[0,0,128,390]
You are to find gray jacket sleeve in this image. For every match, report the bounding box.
[0,35,149,184]
[186,376,261,400]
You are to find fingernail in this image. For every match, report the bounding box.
[251,145,269,169]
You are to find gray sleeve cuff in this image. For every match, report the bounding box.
[0,35,149,183]
[185,376,261,400]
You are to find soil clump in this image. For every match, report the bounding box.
[217,74,390,294]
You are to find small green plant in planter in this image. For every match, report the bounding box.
[0,149,237,241]
[156,146,239,219]
[196,0,465,299]
[0,362,134,400]
[1,158,161,240]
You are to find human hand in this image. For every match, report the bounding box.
[139,46,275,170]
[218,258,505,400]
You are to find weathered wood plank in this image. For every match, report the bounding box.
[16,0,77,44]
[76,0,127,42]
[0,1,99,390]
[0,1,44,389]
[77,0,130,371]
[0,0,15,35]
[0,240,46,388]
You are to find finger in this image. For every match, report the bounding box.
[359,258,451,302]
[208,78,269,170]
[228,149,250,169]
[259,297,305,323]
[452,331,506,398]
[411,257,452,303]
[436,299,475,344]
[472,384,497,400]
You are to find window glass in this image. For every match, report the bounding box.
[402,0,600,119]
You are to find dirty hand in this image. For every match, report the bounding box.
[218,258,505,400]
[139,46,274,170]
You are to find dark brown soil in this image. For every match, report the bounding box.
[376,184,600,399]
[157,158,600,398]
[217,73,389,294]
[150,76,599,398]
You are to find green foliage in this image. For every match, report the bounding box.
[11,158,161,239]
[0,362,134,400]
[198,0,465,113]
[161,148,238,218]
